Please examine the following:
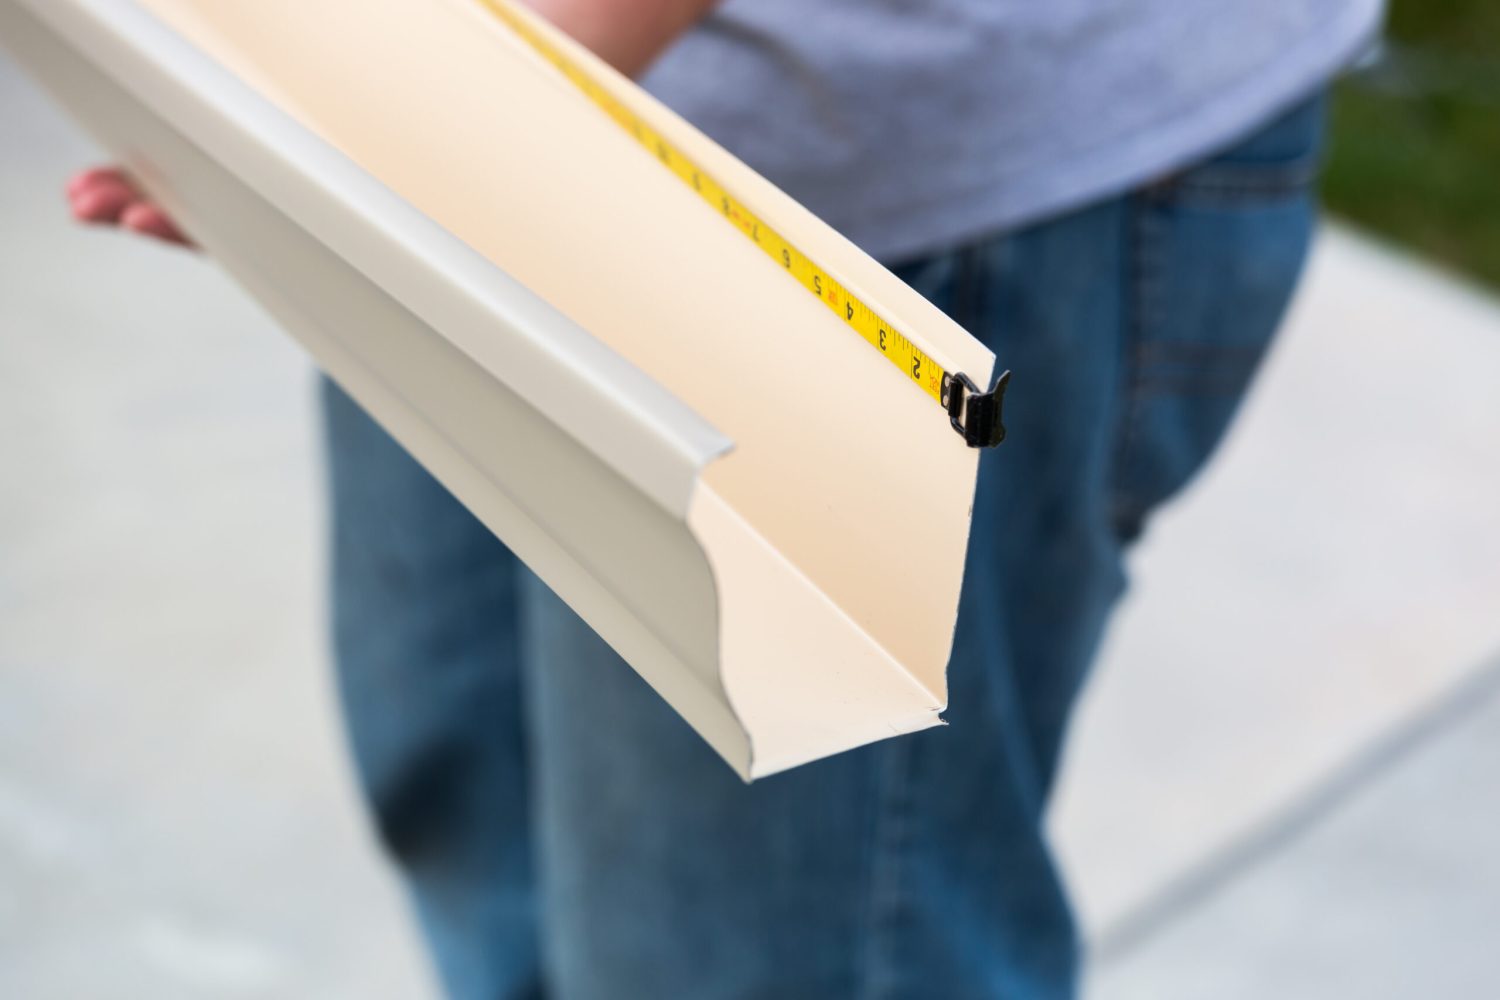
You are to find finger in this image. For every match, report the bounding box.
[120,200,193,247]
[70,177,139,224]
[66,166,134,200]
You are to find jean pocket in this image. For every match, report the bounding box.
[1149,93,1328,204]
[1109,93,1326,542]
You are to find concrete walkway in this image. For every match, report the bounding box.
[3,54,1499,998]
[1054,219,1500,948]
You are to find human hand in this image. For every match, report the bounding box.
[66,166,194,248]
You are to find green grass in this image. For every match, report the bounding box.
[1323,0,1500,286]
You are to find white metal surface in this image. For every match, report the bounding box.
[0,0,988,777]
[0,0,756,769]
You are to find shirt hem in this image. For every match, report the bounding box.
[854,0,1383,264]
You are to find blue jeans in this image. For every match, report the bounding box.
[322,96,1324,1000]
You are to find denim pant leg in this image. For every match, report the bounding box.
[322,380,543,1000]
[521,236,1093,1000]
[521,95,1323,1000]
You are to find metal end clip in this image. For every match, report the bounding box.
[942,370,1011,448]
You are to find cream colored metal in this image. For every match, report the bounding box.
[0,0,994,778]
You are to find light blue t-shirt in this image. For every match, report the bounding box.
[641,0,1384,261]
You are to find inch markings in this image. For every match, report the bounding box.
[474,0,949,405]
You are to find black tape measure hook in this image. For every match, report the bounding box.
[478,0,1013,447]
[943,370,1011,448]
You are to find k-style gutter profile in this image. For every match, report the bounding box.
[1,0,994,778]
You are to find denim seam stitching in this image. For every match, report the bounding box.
[1131,375,1264,398]
[860,741,916,1000]
[1154,164,1322,197]
[954,240,985,341]
[1136,340,1272,359]
[1154,185,1318,207]
[1107,193,1158,537]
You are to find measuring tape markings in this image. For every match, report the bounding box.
[474,0,1008,443]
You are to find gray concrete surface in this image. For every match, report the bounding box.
[0,57,434,999]
[3,43,1499,1000]
[1091,658,1500,1000]
[1052,224,1500,939]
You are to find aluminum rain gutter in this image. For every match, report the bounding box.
[0,0,758,769]
[1,0,992,778]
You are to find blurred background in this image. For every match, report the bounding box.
[2,3,1499,997]
[1324,2,1500,285]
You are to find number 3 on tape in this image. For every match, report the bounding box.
[475,0,1010,447]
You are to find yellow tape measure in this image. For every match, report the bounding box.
[475,0,1009,447]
